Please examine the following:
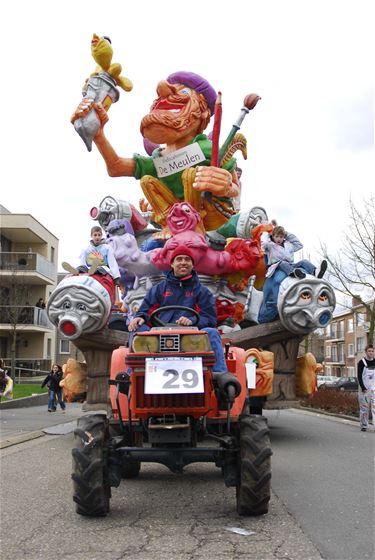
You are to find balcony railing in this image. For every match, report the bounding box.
[0,252,55,281]
[0,358,51,377]
[0,305,54,328]
[326,330,345,340]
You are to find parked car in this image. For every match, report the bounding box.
[336,377,358,391]
[317,375,340,389]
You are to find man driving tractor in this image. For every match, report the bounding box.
[128,245,234,378]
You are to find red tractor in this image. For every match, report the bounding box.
[72,306,272,517]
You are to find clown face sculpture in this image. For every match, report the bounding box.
[47,275,113,339]
[277,276,336,335]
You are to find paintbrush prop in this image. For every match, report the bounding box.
[218,94,261,166]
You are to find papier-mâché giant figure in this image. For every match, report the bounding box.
[71,68,260,232]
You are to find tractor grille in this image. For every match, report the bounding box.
[133,375,205,410]
[159,334,180,352]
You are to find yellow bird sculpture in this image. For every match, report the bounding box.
[90,33,133,92]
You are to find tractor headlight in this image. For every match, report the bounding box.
[132,335,159,353]
[180,334,211,352]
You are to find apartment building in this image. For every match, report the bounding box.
[0,206,58,375]
[324,297,374,377]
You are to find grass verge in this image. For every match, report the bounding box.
[12,384,48,400]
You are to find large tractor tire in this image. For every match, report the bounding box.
[236,415,272,516]
[72,414,111,516]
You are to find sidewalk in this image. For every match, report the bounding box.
[0,402,83,448]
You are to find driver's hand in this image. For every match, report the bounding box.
[175,316,193,326]
[128,317,145,332]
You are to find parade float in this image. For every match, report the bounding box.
[46,35,336,517]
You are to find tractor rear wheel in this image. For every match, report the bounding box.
[72,414,111,516]
[236,415,272,516]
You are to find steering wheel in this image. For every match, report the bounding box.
[149,305,200,327]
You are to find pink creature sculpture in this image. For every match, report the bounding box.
[151,202,261,275]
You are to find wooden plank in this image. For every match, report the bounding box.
[225,320,301,349]
[74,328,128,353]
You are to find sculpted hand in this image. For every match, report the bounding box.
[176,316,193,326]
[128,317,145,332]
[192,166,238,197]
[70,99,109,132]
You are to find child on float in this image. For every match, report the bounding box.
[261,225,327,280]
[77,226,121,285]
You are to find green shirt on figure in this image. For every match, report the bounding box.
[133,134,236,202]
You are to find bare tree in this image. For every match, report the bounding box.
[0,267,31,379]
[320,195,375,344]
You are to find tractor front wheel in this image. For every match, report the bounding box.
[236,415,272,516]
[72,414,111,516]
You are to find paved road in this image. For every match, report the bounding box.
[1,406,373,560]
[265,408,374,560]
[0,403,82,446]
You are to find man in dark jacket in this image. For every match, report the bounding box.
[128,245,227,372]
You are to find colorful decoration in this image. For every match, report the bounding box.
[106,221,160,277]
[60,359,88,402]
[245,349,274,397]
[47,273,115,339]
[210,92,222,167]
[150,202,261,276]
[277,275,336,334]
[89,34,133,93]
[295,353,324,396]
[73,34,132,151]
[218,94,261,166]
[55,54,337,342]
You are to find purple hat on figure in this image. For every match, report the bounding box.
[166,71,217,115]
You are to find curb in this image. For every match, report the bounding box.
[0,393,49,410]
[296,406,359,422]
[0,421,79,449]
[0,430,45,449]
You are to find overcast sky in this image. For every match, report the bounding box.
[1,0,373,271]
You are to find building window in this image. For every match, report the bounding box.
[347,367,355,376]
[338,343,345,362]
[325,366,331,375]
[47,338,52,358]
[348,343,354,357]
[347,318,353,333]
[338,320,344,338]
[60,339,70,354]
[51,246,55,263]
[331,346,338,361]
[326,345,331,358]
[356,312,365,326]
[330,323,337,338]
[356,337,365,353]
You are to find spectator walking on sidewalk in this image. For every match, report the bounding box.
[41,364,66,413]
[357,344,375,432]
